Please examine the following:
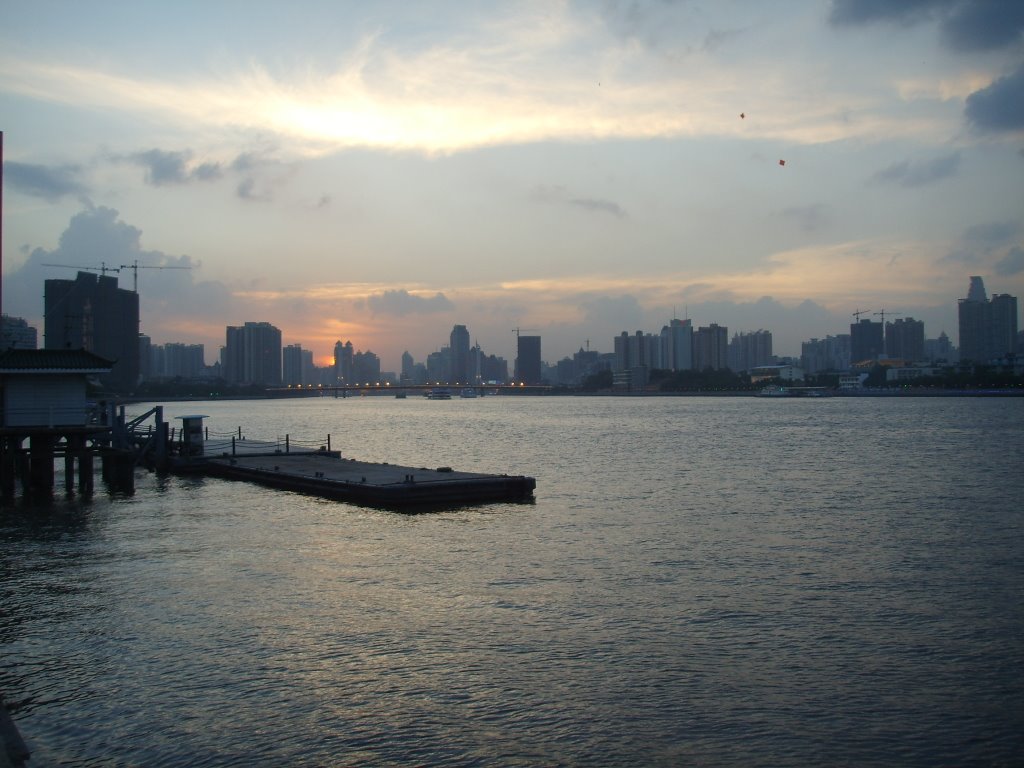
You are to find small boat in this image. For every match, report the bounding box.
[426,388,452,400]
[460,388,478,398]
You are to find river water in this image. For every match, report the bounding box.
[2,395,1022,766]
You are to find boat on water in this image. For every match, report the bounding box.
[426,388,452,400]
[758,385,831,398]
[460,388,478,398]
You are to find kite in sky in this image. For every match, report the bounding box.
[779,159,786,166]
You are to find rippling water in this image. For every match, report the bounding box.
[2,395,1022,766]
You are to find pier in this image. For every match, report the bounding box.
[193,451,536,509]
[165,417,535,509]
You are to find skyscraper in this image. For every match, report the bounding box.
[283,344,304,386]
[449,324,470,383]
[850,319,884,364]
[224,322,282,386]
[958,276,1019,363]
[727,329,773,372]
[694,324,728,370]
[662,318,693,371]
[516,335,542,384]
[885,317,925,361]
[44,271,139,391]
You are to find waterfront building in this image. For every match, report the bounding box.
[153,343,206,379]
[1,315,38,350]
[426,348,449,383]
[449,324,471,384]
[958,276,1019,363]
[728,330,773,373]
[352,349,381,383]
[333,340,354,384]
[138,334,152,380]
[694,324,728,371]
[801,334,851,374]
[283,344,304,386]
[660,318,693,372]
[44,271,139,392]
[924,331,957,363]
[401,351,415,384]
[885,317,925,361]
[850,319,884,364]
[224,322,282,386]
[516,335,542,384]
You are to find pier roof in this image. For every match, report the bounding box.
[0,348,114,374]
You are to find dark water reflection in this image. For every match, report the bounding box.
[2,396,1022,766]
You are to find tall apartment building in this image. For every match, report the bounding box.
[958,276,1019,363]
[850,319,884,364]
[333,340,354,384]
[44,271,139,392]
[1,315,38,350]
[885,317,925,361]
[801,334,851,374]
[660,318,693,371]
[224,322,282,386]
[728,329,773,373]
[449,324,471,383]
[515,335,542,384]
[283,344,305,386]
[694,323,728,371]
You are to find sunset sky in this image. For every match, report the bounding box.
[2,0,1022,370]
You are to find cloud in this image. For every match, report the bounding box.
[870,152,961,187]
[965,63,1024,133]
[365,289,454,316]
[578,294,645,330]
[532,185,626,217]
[941,1,1024,52]
[828,0,954,27]
[780,204,830,232]
[994,246,1024,276]
[830,0,1023,51]
[569,197,626,218]
[1,205,235,344]
[944,219,1021,264]
[962,219,1021,247]
[128,148,225,185]
[4,161,88,201]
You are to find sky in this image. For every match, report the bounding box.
[1,0,1022,371]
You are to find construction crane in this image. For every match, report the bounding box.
[119,259,192,292]
[851,308,872,322]
[873,309,901,325]
[43,262,121,277]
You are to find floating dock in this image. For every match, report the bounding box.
[191,451,536,509]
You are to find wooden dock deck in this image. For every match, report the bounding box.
[191,451,536,509]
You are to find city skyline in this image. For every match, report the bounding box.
[2,2,1023,370]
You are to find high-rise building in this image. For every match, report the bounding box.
[850,319,884,364]
[885,317,925,361]
[728,330,773,372]
[660,318,693,371]
[1,315,38,350]
[44,271,140,392]
[924,332,957,363]
[694,324,728,370]
[401,351,415,383]
[958,277,1019,363]
[283,344,304,386]
[449,324,470,383]
[516,335,542,384]
[333,340,354,384]
[801,334,851,374]
[224,322,281,386]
